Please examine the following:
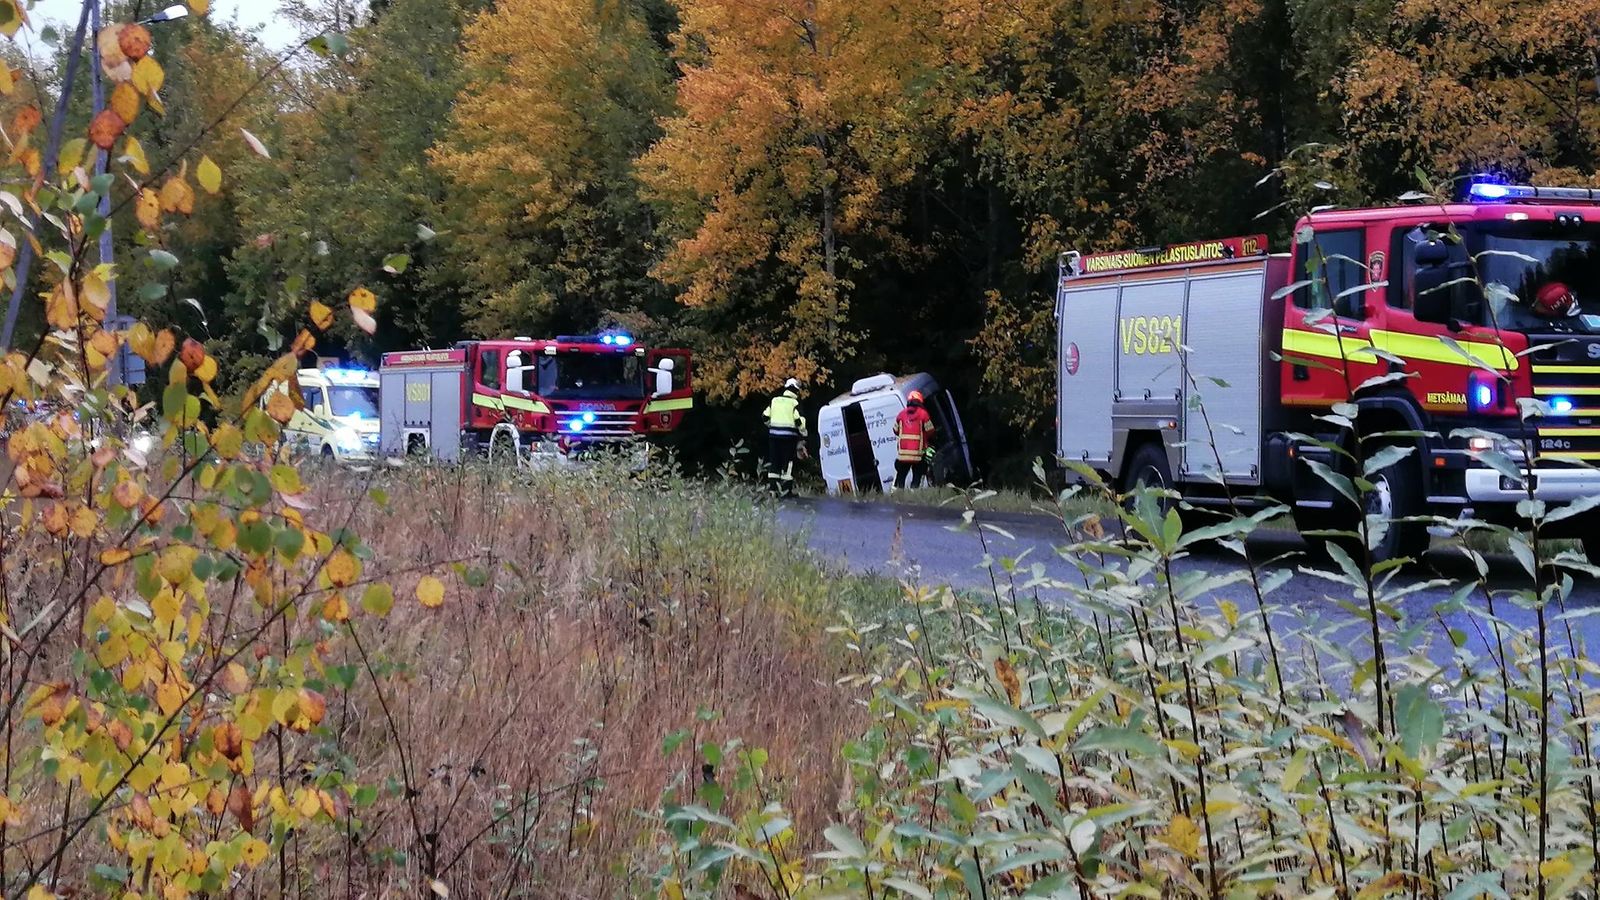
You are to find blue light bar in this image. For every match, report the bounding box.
[323,367,373,383]
[1551,397,1575,414]
[1469,183,1510,200]
[614,334,633,347]
[601,335,616,345]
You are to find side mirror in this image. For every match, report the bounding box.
[650,358,675,398]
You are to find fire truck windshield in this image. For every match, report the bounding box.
[536,354,642,400]
[1461,221,1600,333]
[328,386,379,418]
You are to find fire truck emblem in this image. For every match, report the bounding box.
[1368,250,1385,282]
[1064,343,1080,375]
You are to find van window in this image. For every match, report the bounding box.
[1295,229,1366,316]
[302,386,323,413]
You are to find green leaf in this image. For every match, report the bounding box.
[416,223,438,242]
[148,249,180,270]
[1011,754,1067,831]
[361,583,395,616]
[140,282,169,302]
[1362,444,1413,477]
[382,253,411,275]
[1073,726,1161,758]
[661,729,689,758]
[1394,684,1444,760]
[820,824,867,859]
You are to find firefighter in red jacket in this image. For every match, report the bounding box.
[892,391,935,490]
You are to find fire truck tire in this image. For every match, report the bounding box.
[488,428,519,465]
[1122,442,1178,522]
[1300,443,1428,564]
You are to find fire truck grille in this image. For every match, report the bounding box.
[1529,362,1600,463]
[556,410,639,439]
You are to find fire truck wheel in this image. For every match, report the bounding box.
[489,429,519,465]
[1305,444,1428,564]
[1121,442,1177,522]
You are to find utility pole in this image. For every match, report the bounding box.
[90,0,121,385]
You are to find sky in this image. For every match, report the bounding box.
[25,0,300,51]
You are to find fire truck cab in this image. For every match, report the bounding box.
[379,331,693,462]
[1056,182,1600,562]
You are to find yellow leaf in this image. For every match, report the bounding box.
[417,575,445,609]
[326,549,359,587]
[1541,857,1574,880]
[0,1,20,39]
[131,57,165,98]
[240,837,269,868]
[1220,600,1239,627]
[191,0,210,13]
[196,155,222,194]
[159,175,194,215]
[0,63,13,97]
[347,286,377,312]
[429,880,449,898]
[1162,813,1201,860]
[156,682,182,717]
[221,662,250,694]
[27,885,56,900]
[111,82,141,125]
[195,354,218,383]
[122,135,150,174]
[58,137,87,174]
[993,657,1021,706]
[82,273,111,316]
[322,593,350,623]
[136,188,161,231]
[266,391,296,425]
[100,547,132,566]
[70,504,98,537]
[309,300,334,330]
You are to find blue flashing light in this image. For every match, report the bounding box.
[614,334,633,347]
[1552,397,1575,414]
[601,334,616,345]
[1468,183,1510,201]
[569,420,585,432]
[1471,383,1494,409]
[323,367,372,384]
[581,411,596,424]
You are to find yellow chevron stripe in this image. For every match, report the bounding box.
[471,393,504,411]
[643,397,694,414]
[1369,330,1519,372]
[1280,329,1372,360]
[1537,452,1600,461]
[1533,365,1600,374]
[1537,428,1600,437]
[1535,386,1600,396]
[500,395,550,414]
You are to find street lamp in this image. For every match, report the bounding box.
[140,5,190,25]
[94,1,188,386]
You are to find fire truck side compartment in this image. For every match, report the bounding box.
[379,355,465,461]
[1058,256,1288,488]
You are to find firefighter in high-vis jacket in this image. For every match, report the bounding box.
[763,378,807,497]
[892,390,935,490]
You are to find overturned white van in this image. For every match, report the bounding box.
[817,373,974,495]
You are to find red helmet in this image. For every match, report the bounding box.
[1534,282,1579,318]
[907,390,924,404]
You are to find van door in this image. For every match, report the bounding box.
[929,390,974,484]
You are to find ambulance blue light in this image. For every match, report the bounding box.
[1551,397,1575,414]
[1469,183,1510,200]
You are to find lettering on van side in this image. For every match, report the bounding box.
[1119,316,1183,356]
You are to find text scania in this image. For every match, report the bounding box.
[1083,241,1229,274]
[1120,316,1183,355]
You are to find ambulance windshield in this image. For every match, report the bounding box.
[328,386,379,419]
[536,354,642,400]
[1460,221,1600,333]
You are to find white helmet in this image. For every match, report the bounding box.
[784,378,801,391]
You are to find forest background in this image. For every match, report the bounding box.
[13,0,1599,477]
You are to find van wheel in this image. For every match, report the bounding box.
[321,445,335,463]
[1122,442,1176,522]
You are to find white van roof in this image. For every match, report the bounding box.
[823,372,938,408]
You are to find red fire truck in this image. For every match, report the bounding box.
[378,331,692,462]
[1056,182,1600,562]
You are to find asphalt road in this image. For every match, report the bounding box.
[777,496,1600,661]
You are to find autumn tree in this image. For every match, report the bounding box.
[638,0,949,400]
[432,0,676,341]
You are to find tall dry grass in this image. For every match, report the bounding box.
[307,460,874,897]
